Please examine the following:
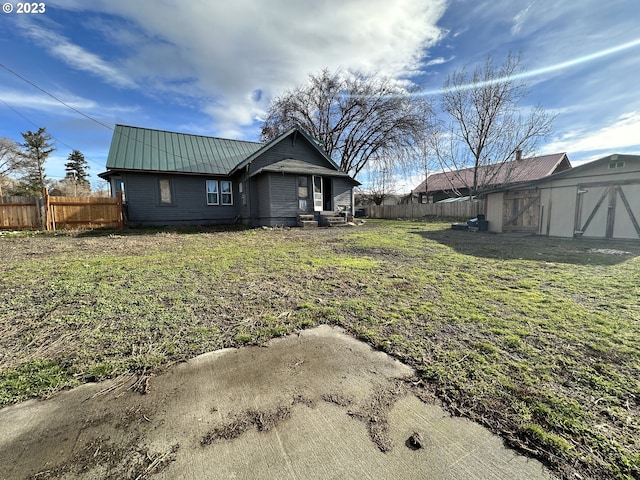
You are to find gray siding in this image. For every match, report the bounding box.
[249,135,336,175]
[268,174,298,226]
[332,177,353,212]
[251,173,301,227]
[121,172,241,226]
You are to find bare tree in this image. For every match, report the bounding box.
[261,69,432,177]
[408,103,439,203]
[359,154,396,206]
[0,138,23,195]
[51,177,92,197]
[435,52,555,196]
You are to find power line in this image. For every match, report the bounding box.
[0,62,114,132]
[0,97,106,171]
[0,62,259,168]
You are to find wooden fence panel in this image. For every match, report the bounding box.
[0,196,42,229]
[46,192,123,230]
[368,201,483,220]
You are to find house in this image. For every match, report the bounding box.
[484,154,640,239]
[99,125,359,227]
[412,152,571,203]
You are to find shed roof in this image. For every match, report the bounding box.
[413,153,570,194]
[483,153,640,193]
[105,125,264,175]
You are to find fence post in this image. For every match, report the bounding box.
[43,188,50,231]
[43,188,55,231]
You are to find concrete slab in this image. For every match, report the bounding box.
[0,325,555,479]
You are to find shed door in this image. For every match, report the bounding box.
[574,182,640,239]
[313,176,323,212]
[502,189,541,233]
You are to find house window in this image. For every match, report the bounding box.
[113,178,125,201]
[206,180,219,205]
[221,181,233,205]
[159,179,173,205]
[609,161,625,169]
[298,176,309,199]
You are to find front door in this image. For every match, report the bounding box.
[323,177,333,211]
[313,176,323,212]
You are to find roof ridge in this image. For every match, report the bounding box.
[114,124,263,145]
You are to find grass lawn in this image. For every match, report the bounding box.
[1,220,639,479]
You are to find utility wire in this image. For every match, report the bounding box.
[0,62,114,132]
[0,62,262,167]
[0,98,106,171]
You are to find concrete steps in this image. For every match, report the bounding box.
[297,214,318,228]
[298,213,346,228]
[320,213,346,227]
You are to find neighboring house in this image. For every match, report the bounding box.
[412,152,571,203]
[99,125,359,227]
[484,154,640,239]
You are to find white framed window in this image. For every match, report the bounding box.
[206,180,219,205]
[221,180,233,205]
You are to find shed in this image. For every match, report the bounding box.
[484,154,640,239]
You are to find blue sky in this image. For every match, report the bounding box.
[1,0,639,192]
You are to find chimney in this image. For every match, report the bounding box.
[515,149,522,161]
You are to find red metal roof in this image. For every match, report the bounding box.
[413,153,570,194]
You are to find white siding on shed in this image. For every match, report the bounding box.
[484,154,640,239]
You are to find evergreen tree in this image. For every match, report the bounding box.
[65,149,90,187]
[20,127,54,196]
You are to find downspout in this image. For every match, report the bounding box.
[245,164,252,226]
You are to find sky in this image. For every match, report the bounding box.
[0,0,639,192]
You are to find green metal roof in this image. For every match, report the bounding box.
[105,125,264,175]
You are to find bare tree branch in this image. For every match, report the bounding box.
[435,52,556,197]
[261,69,432,178]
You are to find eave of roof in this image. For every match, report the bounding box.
[250,158,361,185]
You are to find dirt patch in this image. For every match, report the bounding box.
[347,380,408,452]
[201,404,292,445]
[31,436,179,480]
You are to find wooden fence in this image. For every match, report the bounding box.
[0,196,43,229]
[0,192,123,230]
[368,201,484,220]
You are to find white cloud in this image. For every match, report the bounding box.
[47,0,448,136]
[425,56,455,66]
[0,89,96,112]
[542,111,640,156]
[511,4,532,35]
[17,22,136,89]
[0,89,140,121]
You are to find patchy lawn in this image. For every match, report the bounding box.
[1,221,639,479]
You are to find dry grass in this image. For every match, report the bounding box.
[2,221,639,479]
